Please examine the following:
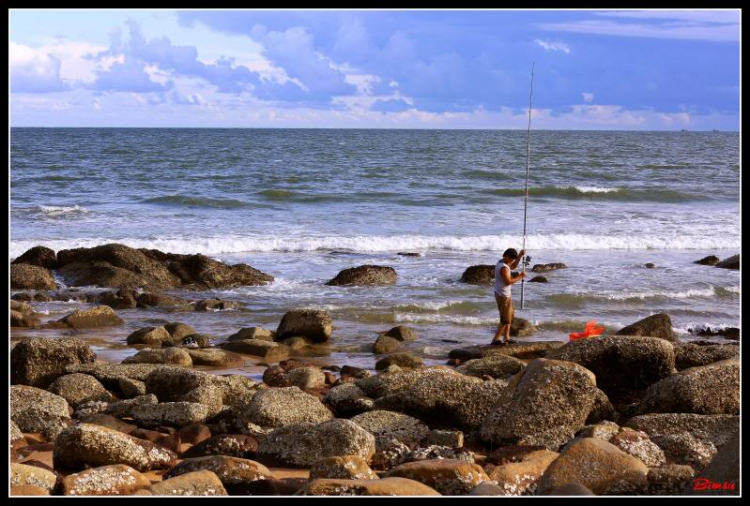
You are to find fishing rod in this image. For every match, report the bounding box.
[520,62,534,310]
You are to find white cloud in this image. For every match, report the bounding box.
[534,39,571,54]
[582,92,594,103]
[10,41,68,93]
[539,17,739,42]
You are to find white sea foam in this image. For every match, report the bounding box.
[394,313,498,325]
[9,232,741,259]
[570,186,619,193]
[39,205,89,216]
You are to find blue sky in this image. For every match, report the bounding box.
[9,9,740,130]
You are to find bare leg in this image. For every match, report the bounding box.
[504,319,512,343]
[492,324,506,344]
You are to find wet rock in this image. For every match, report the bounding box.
[144,367,247,403]
[57,243,273,290]
[163,456,272,494]
[276,309,333,343]
[448,341,564,362]
[532,262,567,272]
[299,477,440,496]
[689,326,740,341]
[488,450,559,496]
[323,383,374,418]
[227,327,275,342]
[11,337,97,389]
[481,359,597,450]
[456,355,525,379]
[645,263,655,269]
[386,459,489,495]
[242,386,332,428]
[609,429,666,467]
[673,342,738,369]
[11,309,41,328]
[374,373,508,431]
[373,334,402,354]
[11,385,71,440]
[647,464,695,495]
[375,352,424,370]
[150,470,228,496]
[221,339,290,362]
[135,292,189,308]
[258,419,376,467]
[10,463,57,493]
[384,326,418,341]
[12,245,58,269]
[54,423,177,472]
[123,347,194,368]
[11,263,57,290]
[688,430,739,495]
[714,254,739,270]
[397,252,420,257]
[310,455,379,480]
[187,348,244,368]
[164,322,198,342]
[586,388,618,424]
[278,336,315,350]
[52,305,124,329]
[546,335,676,405]
[529,275,548,282]
[11,300,34,313]
[351,410,430,451]
[262,365,290,387]
[632,357,739,415]
[131,402,211,428]
[622,413,739,449]
[459,265,494,284]
[95,288,138,309]
[48,373,114,408]
[126,326,173,346]
[180,333,213,348]
[60,464,151,496]
[652,433,717,470]
[510,317,536,337]
[286,366,326,390]
[194,299,241,312]
[536,437,648,495]
[12,291,52,302]
[616,312,678,342]
[325,265,397,286]
[694,255,720,266]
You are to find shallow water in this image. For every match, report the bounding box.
[10,128,740,371]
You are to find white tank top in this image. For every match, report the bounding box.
[495,261,511,297]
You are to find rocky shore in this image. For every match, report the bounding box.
[10,245,740,496]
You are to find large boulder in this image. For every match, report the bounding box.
[10,464,58,494]
[714,254,739,270]
[672,342,738,370]
[164,322,198,341]
[536,437,648,495]
[351,410,430,451]
[11,385,71,440]
[258,419,376,467]
[355,367,457,399]
[688,430,739,495]
[459,265,494,284]
[11,338,97,388]
[487,449,560,496]
[375,352,423,370]
[60,464,151,496]
[53,423,177,472]
[326,265,397,286]
[616,313,678,342]
[531,262,567,272]
[12,245,58,269]
[221,339,290,362]
[276,309,333,343]
[546,335,676,405]
[373,373,508,431]
[383,326,418,341]
[56,243,273,290]
[623,413,739,449]
[323,383,375,418]
[47,373,114,408]
[53,305,124,329]
[130,402,211,428]
[481,359,598,450]
[187,349,245,368]
[456,355,525,379]
[651,433,717,470]
[631,358,739,416]
[122,348,193,368]
[10,263,56,290]
[386,459,489,495]
[299,477,440,496]
[241,386,332,428]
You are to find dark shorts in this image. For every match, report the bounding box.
[495,294,514,324]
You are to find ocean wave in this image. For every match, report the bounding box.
[545,286,737,306]
[9,233,741,259]
[142,195,267,209]
[485,186,704,202]
[40,205,89,216]
[394,313,498,326]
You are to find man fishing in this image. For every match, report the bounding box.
[491,248,526,345]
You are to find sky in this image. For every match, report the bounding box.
[9,9,741,130]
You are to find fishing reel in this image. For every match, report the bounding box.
[523,255,532,269]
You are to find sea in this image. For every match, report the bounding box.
[10,128,741,375]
